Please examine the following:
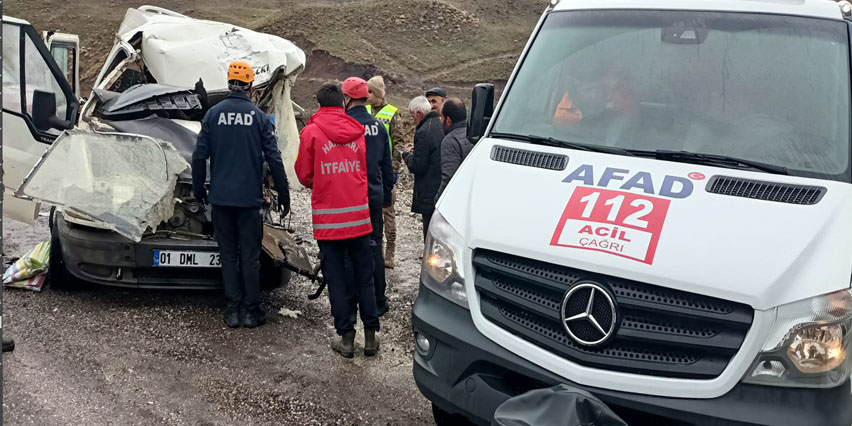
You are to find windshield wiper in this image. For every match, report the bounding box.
[529,135,637,156]
[489,132,635,156]
[652,150,789,175]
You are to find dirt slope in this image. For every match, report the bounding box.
[6,0,545,108]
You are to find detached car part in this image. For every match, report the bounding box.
[15,129,188,242]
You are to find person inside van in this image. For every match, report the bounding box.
[553,71,635,126]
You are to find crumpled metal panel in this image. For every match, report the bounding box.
[102,116,202,182]
[262,224,315,279]
[265,68,301,189]
[97,83,197,113]
[111,7,306,93]
[15,129,189,242]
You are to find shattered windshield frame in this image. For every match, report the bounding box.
[15,129,189,242]
[491,10,852,182]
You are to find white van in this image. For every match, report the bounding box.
[413,0,852,424]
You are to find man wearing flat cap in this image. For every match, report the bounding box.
[425,87,447,118]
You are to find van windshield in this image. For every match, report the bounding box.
[491,11,851,182]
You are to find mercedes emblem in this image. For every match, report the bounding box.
[560,282,618,347]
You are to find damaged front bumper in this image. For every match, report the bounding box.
[56,214,222,289]
[56,214,318,289]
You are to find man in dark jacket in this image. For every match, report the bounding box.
[192,61,290,329]
[343,77,394,316]
[435,98,471,202]
[403,95,444,239]
[426,87,447,117]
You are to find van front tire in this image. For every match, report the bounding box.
[260,254,291,291]
[432,403,475,426]
[48,213,75,289]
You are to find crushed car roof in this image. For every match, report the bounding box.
[112,6,306,93]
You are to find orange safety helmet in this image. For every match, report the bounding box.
[227,61,255,84]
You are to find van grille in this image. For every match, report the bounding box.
[707,176,825,205]
[473,250,753,379]
[491,145,567,171]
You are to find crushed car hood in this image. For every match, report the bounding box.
[108,6,306,92]
[95,84,202,116]
[102,116,203,182]
[438,138,852,310]
[15,129,189,242]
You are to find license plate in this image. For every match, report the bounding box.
[152,250,220,267]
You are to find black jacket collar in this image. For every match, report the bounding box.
[227,91,251,101]
[417,111,439,129]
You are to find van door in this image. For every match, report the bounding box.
[43,32,80,98]
[2,21,78,224]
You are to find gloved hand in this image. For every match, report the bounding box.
[194,190,208,205]
[393,173,399,185]
[279,196,291,217]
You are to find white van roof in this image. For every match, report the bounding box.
[2,16,33,26]
[112,6,306,92]
[552,0,845,20]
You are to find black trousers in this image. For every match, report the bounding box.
[422,208,435,240]
[319,235,380,335]
[212,205,263,314]
[369,207,387,312]
[342,207,388,321]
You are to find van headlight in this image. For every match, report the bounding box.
[421,212,469,309]
[744,289,852,388]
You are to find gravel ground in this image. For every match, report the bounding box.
[1,184,435,426]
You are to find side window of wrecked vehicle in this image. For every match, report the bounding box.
[50,42,77,95]
[2,23,23,114]
[109,68,148,93]
[23,32,68,135]
[101,48,151,93]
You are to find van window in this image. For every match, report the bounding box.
[50,42,77,94]
[3,23,22,114]
[492,11,851,182]
[23,32,68,130]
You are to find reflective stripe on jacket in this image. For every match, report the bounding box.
[366,104,399,150]
[295,106,372,240]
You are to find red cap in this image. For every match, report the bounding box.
[343,77,369,99]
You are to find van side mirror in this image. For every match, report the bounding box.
[32,90,72,132]
[467,83,494,143]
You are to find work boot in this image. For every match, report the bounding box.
[364,330,380,357]
[2,337,15,353]
[224,312,240,328]
[243,309,267,329]
[332,331,356,359]
[384,242,395,269]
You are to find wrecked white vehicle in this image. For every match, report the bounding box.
[3,7,314,289]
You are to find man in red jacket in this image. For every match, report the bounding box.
[295,83,380,359]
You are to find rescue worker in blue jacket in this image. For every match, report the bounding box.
[343,77,394,317]
[192,61,290,329]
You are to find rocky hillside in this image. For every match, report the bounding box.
[7,0,546,108]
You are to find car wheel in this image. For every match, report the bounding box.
[260,254,291,291]
[432,403,475,426]
[48,216,74,289]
